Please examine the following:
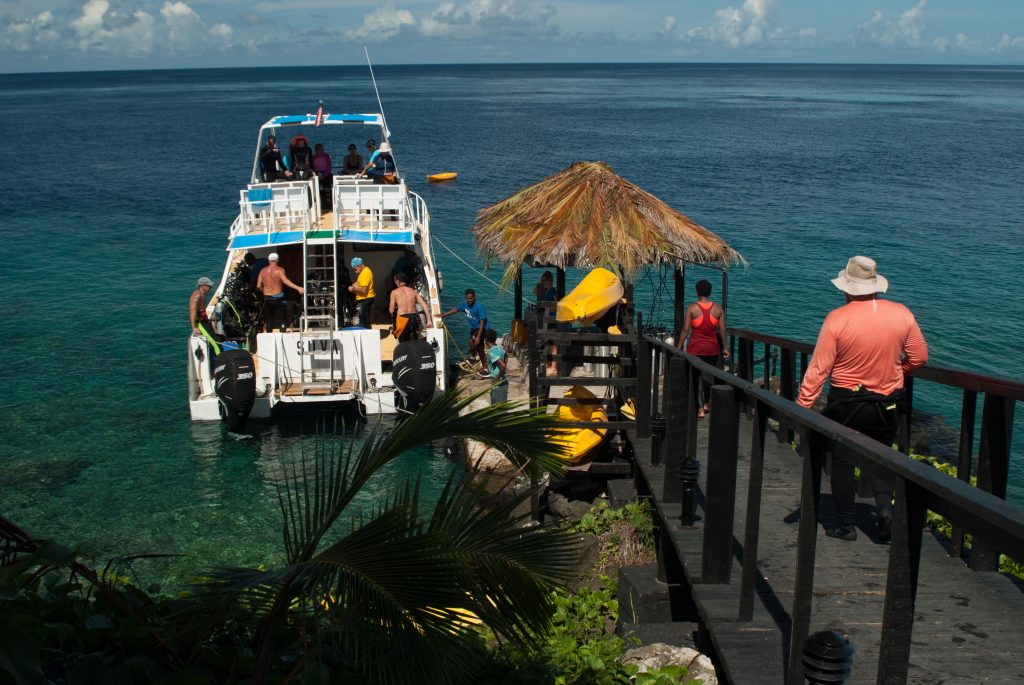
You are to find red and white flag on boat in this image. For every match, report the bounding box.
[314,101,324,127]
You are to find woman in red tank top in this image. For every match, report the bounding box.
[676,279,729,417]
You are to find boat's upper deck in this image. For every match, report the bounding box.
[228,175,429,250]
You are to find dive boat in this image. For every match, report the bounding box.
[187,109,447,425]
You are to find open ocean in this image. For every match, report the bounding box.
[1,63,1022,583]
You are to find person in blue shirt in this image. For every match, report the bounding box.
[441,288,489,374]
[484,329,508,404]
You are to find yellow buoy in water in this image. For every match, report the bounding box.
[428,172,458,182]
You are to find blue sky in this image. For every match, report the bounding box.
[2,0,1023,72]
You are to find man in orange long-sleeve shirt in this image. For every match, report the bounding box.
[797,256,928,543]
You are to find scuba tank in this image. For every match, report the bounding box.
[214,347,256,432]
[392,339,437,413]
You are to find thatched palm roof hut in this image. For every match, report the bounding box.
[472,161,744,328]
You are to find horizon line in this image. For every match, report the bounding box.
[3,60,1023,77]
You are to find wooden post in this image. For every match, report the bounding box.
[787,427,825,685]
[661,354,686,504]
[779,348,795,444]
[514,265,522,321]
[680,356,700,527]
[526,317,539,409]
[720,269,728,317]
[636,313,652,439]
[897,375,915,454]
[556,267,566,300]
[971,394,1015,571]
[951,389,978,559]
[739,400,769,620]
[701,385,739,584]
[876,477,927,684]
[674,266,685,342]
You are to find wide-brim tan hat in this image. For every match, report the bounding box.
[831,255,888,296]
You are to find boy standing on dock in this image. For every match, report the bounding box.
[484,330,508,403]
[797,256,928,543]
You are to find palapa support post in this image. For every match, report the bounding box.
[720,269,728,317]
[514,266,522,320]
[674,266,685,343]
[555,267,565,300]
[526,316,539,409]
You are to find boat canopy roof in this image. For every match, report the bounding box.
[261,113,384,129]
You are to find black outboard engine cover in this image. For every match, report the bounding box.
[393,339,437,413]
[214,348,256,432]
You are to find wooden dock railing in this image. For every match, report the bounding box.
[727,326,1023,571]
[525,314,1024,684]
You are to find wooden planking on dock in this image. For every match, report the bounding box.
[631,416,1024,685]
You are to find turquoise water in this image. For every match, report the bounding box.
[1,65,1023,577]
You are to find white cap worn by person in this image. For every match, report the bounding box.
[268,253,279,262]
[197,277,213,287]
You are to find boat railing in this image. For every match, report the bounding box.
[236,179,321,235]
[408,191,430,233]
[332,177,415,238]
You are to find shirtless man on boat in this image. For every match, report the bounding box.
[257,253,304,332]
[389,272,433,340]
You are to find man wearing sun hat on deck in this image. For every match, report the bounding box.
[797,255,928,544]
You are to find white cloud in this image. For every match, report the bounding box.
[684,0,777,47]
[856,0,927,47]
[659,15,676,35]
[996,33,1024,51]
[161,1,205,51]
[2,9,58,51]
[345,7,414,40]
[69,0,156,55]
[418,0,556,38]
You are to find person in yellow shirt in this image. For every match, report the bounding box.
[347,257,375,327]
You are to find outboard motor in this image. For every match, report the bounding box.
[392,339,437,413]
[214,348,256,432]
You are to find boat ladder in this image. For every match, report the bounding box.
[299,239,339,395]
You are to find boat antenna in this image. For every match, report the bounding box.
[364,46,390,139]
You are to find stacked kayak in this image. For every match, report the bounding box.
[552,385,608,463]
[556,267,625,325]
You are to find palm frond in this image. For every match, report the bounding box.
[186,388,581,684]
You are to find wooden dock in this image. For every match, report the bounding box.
[631,415,1024,684]
[515,315,1024,685]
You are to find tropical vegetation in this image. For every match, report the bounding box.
[1,389,584,684]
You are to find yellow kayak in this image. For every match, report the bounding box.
[556,267,625,325]
[552,385,608,464]
[428,172,458,182]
